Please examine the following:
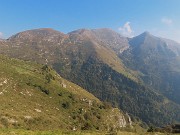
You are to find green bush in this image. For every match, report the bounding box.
[62,101,70,109]
[147,126,155,132]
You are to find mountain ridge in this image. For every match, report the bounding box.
[120,31,180,104]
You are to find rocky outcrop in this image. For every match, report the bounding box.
[126,113,133,127]
[105,108,133,131]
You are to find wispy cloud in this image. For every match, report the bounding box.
[118,22,134,37]
[0,32,3,38]
[161,17,173,25]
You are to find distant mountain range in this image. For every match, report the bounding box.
[0,28,180,126]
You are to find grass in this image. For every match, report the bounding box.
[0,129,179,135]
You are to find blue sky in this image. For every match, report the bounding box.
[0,0,180,42]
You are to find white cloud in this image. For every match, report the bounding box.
[161,17,173,25]
[0,32,3,38]
[118,22,134,37]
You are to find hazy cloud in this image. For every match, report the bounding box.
[161,17,173,25]
[151,28,180,43]
[118,22,134,37]
[0,32,3,38]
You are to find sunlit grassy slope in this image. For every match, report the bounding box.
[0,55,130,131]
[0,128,178,135]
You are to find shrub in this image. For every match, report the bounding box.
[38,86,49,95]
[147,126,155,132]
[81,121,93,130]
[62,101,70,109]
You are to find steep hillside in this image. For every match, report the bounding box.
[0,28,180,126]
[57,55,180,126]
[0,55,132,131]
[120,32,180,104]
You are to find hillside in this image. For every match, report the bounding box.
[0,128,177,135]
[0,55,133,131]
[0,28,180,127]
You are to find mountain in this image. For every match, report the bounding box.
[0,28,180,126]
[0,54,134,131]
[120,32,180,104]
[69,28,129,54]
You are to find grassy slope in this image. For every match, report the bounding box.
[0,129,178,135]
[93,44,139,82]
[0,55,129,131]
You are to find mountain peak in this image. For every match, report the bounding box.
[134,31,155,40]
[129,31,156,46]
[69,28,118,36]
[92,28,114,33]
[8,28,65,41]
[38,28,55,31]
[68,28,91,35]
[91,28,123,36]
[140,31,152,37]
[24,28,64,34]
[143,31,150,34]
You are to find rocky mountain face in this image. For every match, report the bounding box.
[0,28,180,126]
